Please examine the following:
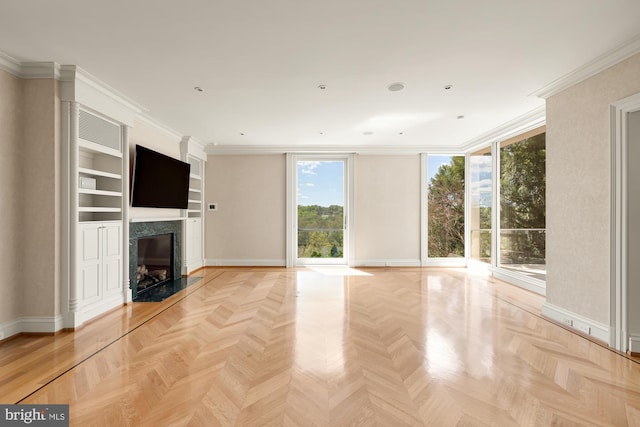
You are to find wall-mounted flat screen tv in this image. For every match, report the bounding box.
[131,145,191,209]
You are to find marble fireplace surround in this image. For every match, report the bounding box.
[129,220,182,297]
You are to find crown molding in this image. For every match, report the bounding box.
[0,51,22,77]
[0,54,61,80]
[21,61,60,79]
[204,144,461,156]
[533,33,640,99]
[60,65,145,114]
[460,105,546,152]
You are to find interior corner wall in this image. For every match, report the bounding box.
[354,155,421,265]
[205,155,286,265]
[0,69,24,326]
[129,118,183,220]
[546,52,640,325]
[21,78,60,318]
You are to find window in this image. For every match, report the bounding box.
[469,148,492,264]
[498,130,546,279]
[427,155,465,259]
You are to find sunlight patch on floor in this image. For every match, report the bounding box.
[306,266,373,276]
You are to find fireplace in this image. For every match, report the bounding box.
[136,233,173,294]
[129,220,182,299]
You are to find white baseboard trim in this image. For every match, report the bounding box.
[541,302,610,344]
[66,294,125,329]
[0,315,65,340]
[629,335,640,354]
[205,259,286,267]
[355,259,422,267]
[491,267,546,295]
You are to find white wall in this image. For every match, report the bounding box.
[628,110,640,337]
[354,155,421,265]
[129,118,183,220]
[0,69,24,327]
[546,53,640,325]
[205,155,286,265]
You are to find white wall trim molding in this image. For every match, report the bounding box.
[59,65,144,126]
[0,315,65,340]
[354,259,422,267]
[206,259,286,267]
[460,106,546,152]
[610,92,640,351]
[0,51,22,76]
[20,315,65,333]
[491,267,546,295]
[422,258,467,268]
[0,318,22,340]
[542,302,610,344]
[21,61,60,79]
[66,295,125,329]
[206,144,455,156]
[534,33,640,99]
[629,335,640,354]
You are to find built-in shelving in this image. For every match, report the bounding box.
[76,112,124,223]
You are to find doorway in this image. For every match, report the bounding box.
[611,93,640,352]
[287,154,353,267]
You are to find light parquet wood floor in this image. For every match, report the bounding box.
[2,267,640,426]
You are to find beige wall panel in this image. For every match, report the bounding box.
[354,155,421,263]
[546,53,640,324]
[0,70,24,324]
[205,155,286,262]
[129,119,182,220]
[22,79,58,317]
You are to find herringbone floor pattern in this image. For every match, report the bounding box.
[3,267,640,426]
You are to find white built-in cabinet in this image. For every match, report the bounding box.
[78,222,122,305]
[61,65,138,328]
[181,137,207,274]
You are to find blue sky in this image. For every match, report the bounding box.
[427,155,450,183]
[297,161,344,206]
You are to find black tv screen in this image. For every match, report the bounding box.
[131,145,191,209]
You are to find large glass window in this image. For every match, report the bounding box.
[469,148,492,264]
[499,131,546,279]
[427,155,465,258]
[296,159,346,264]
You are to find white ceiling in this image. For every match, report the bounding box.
[1,0,639,149]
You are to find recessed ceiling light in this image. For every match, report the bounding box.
[318,84,327,90]
[194,86,204,92]
[387,82,405,92]
[444,85,453,90]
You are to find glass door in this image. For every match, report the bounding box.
[295,158,347,265]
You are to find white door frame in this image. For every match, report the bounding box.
[286,153,354,267]
[610,92,640,351]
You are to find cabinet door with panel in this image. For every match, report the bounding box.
[186,217,203,271]
[102,223,122,296]
[78,223,102,305]
[77,222,122,306]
